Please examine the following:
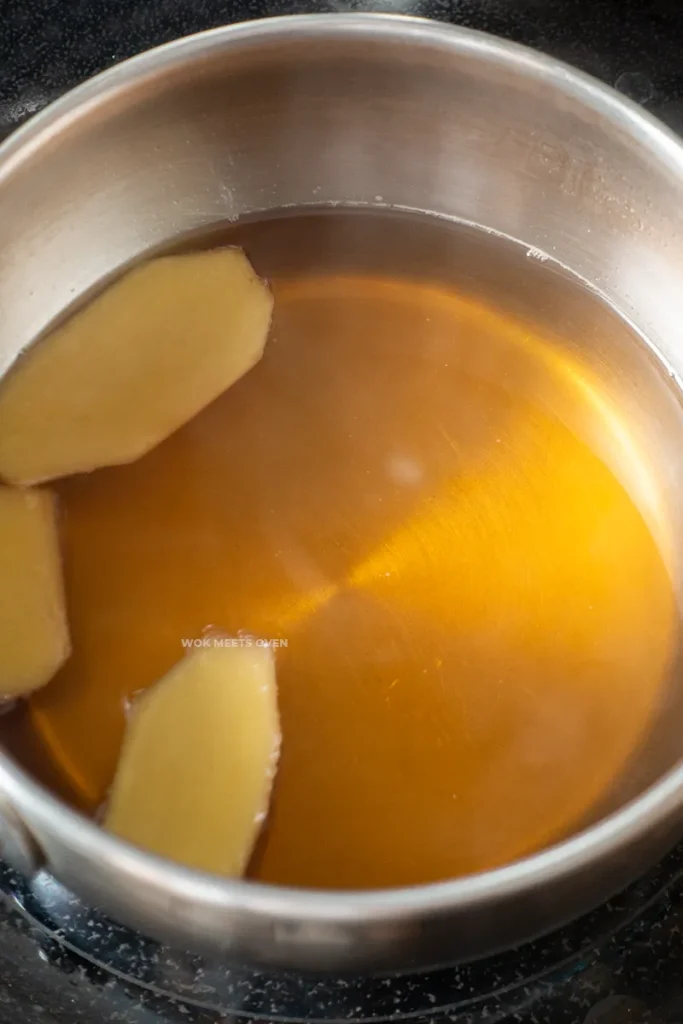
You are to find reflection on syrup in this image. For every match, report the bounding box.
[22,214,678,889]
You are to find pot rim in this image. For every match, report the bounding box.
[1,11,683,925]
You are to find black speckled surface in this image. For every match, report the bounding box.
[3,0,683,1021]
[5,846,683,1024]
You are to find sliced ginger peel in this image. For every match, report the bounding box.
[104,645,281,877]
[0,485,70,697]
[0,248,273,484]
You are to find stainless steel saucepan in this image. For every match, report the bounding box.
[2,13,683,974]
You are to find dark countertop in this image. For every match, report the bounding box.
[2,1,683,1021]
[3,846,683,1024]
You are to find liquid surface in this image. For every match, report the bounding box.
[16,212,680,888]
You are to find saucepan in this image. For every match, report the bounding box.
[2,13,683,975]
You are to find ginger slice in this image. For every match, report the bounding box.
[0,486,70,697]
[0,248,273,484]
[104,645,281,877]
